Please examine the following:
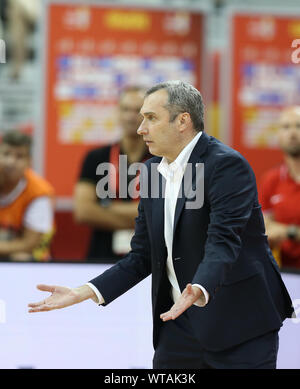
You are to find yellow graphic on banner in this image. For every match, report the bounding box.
[103,118,115,133]
[71,118,94,143]
[105,11,151,31]
[243,107,257,122]
[288,22,300,37]
[206,103,220,140]
[242,107,280,148]
[59,103,73,118]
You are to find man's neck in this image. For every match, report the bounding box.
[285,155,300,183]
[165,132,199,164]
[120,135,147,163]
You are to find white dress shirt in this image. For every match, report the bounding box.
[86,131,209,307]
[157,131,209,307]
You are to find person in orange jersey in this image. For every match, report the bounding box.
[0,130,55,261]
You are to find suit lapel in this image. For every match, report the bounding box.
[173,132,210,235]
[151,173,167,259]
[150,132,210,258]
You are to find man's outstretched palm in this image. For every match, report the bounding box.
[28,284,94,313]
[160,283,203,322]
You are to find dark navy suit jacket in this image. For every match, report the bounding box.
[89,132,294,352]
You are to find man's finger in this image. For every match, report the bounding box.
[28,301,45,308]
[160,305,186,321]
[186,283,192,291]
[36,284,55,293]
[160,311,174,321]
[28,305,53,313]
[184,283,195,296]
[159,284,201,322]
[160,309,182,321]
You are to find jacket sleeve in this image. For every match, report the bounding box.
[88,199,152,306]
[192,153,257,298]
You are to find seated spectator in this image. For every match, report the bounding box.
[0,130,55,261]
[259,106,300,268]
[73,86,151,261]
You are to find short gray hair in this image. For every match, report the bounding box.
[145,80,205,132]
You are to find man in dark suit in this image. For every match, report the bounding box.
[28,81,294,369]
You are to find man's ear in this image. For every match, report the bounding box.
[178,112,191,131]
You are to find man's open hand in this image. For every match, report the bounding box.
[28,284,96,313]
[160,283,203,322]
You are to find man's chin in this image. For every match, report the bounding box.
[147,145,162,157]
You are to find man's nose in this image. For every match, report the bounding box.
[137,122,148,135]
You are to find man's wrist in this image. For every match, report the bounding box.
[73,285,98,303]
[85,282,104,304]
[192,284,209,307]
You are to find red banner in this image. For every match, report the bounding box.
[228,13,300,187]
[41,4,204,197]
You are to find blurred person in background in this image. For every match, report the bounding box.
[2,0,40,79]
[73,86,151,261]
[0,130,55,261]
[260,106,300,268]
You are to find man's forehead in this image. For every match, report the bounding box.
[119,90,144,104]
[141,89,168,113]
